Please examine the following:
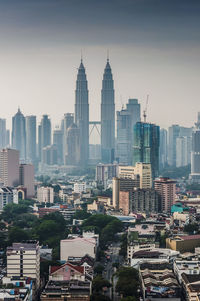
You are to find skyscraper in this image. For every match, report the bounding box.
[0,148,19,187]
[65,123,80,166]
[176,136,191,167]
[133,122,160,179]
[168,125,192,166]
[75,60,89,166]
[0,119,7,149]
[26,115,36,164]
[116,109,132,164]
[53,128,63,165]
[101,59,115,163]
[190,113,200,182]
[12,109,26,161]
[159,128,168,169]
[39,115,51,162]
[63,113,74,165]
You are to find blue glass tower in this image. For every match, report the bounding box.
[133,122,160,178]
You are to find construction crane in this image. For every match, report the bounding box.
[143,94,149,123]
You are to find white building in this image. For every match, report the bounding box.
[0,187,18,211]
[37,186,54,203]
[7,241,40,288]
[174,260,200,284]
[60,236,97,261]
[74,182,86,194]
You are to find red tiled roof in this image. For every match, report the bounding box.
[50,262,84,275]
[180,235,200,241]
[50,265,61,274]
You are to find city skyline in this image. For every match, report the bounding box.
[0,0,200,130]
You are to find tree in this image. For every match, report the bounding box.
[92,275,111,293]
[91,294,111,301]
[94,264,104,275]
[8,226,30,244]
[116,267,139,298]
[73,210,91,220]
[184,223,199,234]
[121,297,137,301]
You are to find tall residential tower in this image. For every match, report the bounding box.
[75,60,89,166]
[101,59,115,163]
[12,109,26,161]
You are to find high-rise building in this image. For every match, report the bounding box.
[96,163,118,188]
[133,122,160,179]
[116,109,132,164]
[101,59,115,163]
[63,113,74,164]
[7,241,40,288]
[168,125,192,166]
[0,119,7,149]
[40,115,51,149]
[0,149,19,187]
[0,187,18,210]
[154,177,176,213]
[42,145,58,165]
[159,128,168,169]
[112,176,140,209]
[12,109,26,161]
[75,60,89,167]
[176,136,192,167]
[190,113,200,182]
[38,124,42,161]
[53,128,63,165]
[65,123,80,166]
[26,115,36,164]
[6,129,10,147]
[19,164,35,198]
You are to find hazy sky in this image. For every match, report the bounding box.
[0,0,200,137]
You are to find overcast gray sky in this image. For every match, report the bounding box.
[0,0,200,135]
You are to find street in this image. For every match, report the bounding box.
[103,242,122,300]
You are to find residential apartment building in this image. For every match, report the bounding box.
[0,149,19,187]
[0,187,18,210]
[6,241,40,288]
[37,186,54,203]
[154,177,176,212]
[19,164,35,198]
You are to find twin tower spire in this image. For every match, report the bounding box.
[75,58,115,166]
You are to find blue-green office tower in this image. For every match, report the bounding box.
[133,122,160,178]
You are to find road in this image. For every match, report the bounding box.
[103,242,122,300]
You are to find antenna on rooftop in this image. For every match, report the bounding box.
[143,95,149,123]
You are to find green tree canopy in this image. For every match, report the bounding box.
[8,226,30,244]
[116,267,139,298]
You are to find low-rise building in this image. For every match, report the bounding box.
[166,235,200,253]
[40,280,90,301]
[49,262,86,282]
[74,183,86,194]
[182,273,200,301]
[60,237,97,261]
[130,248,179,269]
[139,262,181,300]
[174,260,200,284]
[37,186,54,203]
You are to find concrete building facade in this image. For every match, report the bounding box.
[0,148,19,187]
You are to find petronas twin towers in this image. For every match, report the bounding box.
[75,59,115,166]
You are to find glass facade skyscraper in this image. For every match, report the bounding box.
[133,122,160,178]
[101,59,115,163]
